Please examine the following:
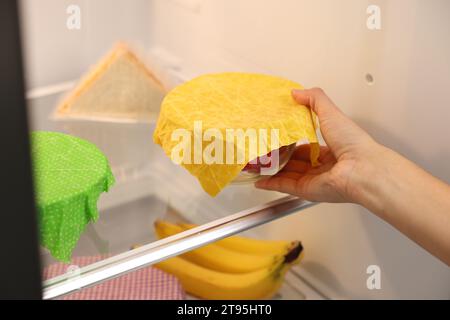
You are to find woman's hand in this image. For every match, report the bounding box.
[255,88,386,205]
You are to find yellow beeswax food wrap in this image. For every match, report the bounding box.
[153,72,320,197]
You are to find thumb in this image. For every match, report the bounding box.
[291,88,373,159]
[292,87,344,121]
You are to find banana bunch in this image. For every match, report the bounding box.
[153,220,303,300]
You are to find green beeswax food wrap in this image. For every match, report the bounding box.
[31,131,115,262]
[153,73,320,197]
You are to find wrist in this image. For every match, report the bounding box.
[348,144,397,216]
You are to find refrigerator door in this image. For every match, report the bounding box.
[0,0,41,299]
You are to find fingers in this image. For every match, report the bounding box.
[291,144,332,162]
[281,158,335,175]
[291,87,375,159]
[290,144,313,161]
[291,88,342,119]
[282,159,310,173]
[255,171,344,202]
[255,174,301,196]
[254,88,376,203]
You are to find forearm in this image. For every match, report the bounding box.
[264,88,450,264]
[356,146,450,265]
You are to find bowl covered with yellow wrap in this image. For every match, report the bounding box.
[153,72,320,196]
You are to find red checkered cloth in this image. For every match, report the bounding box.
[43,255,186,300]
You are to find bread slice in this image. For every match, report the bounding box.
[54,43,166,122]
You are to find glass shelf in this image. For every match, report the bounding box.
[28,89,317,300]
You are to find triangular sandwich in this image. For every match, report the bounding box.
[55,43,166,122]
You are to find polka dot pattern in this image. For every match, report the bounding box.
[31,131,115,262]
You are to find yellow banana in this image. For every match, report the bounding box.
[154,220,285,273]
[155,248,303,300]
[179,222,297,256]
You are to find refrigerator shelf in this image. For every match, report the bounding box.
[43,196,315,299]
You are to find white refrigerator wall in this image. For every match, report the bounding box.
[20,0,152,88]
[20,0,450,299]
[146,0,450,299]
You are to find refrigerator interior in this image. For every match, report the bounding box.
[20,0,450,299]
